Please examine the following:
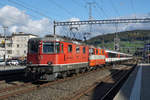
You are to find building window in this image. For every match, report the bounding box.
[17,44,19,48]
[17,50,20,55]
[24,37,26,41]
[24,44,27,47]
[7,50,12,54]
[24,50,26,54]
[7,43,12,47]
[68,45,72,53]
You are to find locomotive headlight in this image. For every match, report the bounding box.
[29,61,32,64]
[47,61,52,65]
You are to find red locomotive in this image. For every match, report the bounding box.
[26,35,132,80]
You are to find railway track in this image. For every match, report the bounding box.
[0,61,136,100]
[0,66,113,100]
[67,64,136,100]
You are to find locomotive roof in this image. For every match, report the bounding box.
[29,35,86,45]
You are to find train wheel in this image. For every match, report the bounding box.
[75,69,79,74]
[63,72,67,78]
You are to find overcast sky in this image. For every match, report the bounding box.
[0,0,150,37]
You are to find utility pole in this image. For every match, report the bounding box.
[102,33,105,49]
[86,2,95,20]
[86,2,95,37]
[3,26,8,65]
[114,23,120,51]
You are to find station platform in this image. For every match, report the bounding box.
[114,63,150,100]
[0,65,26,75]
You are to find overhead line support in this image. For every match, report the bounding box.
[54,18,150,26]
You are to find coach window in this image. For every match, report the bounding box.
[102,50,104,55]
[96,49,98,54]
[68,45,72,53]
[92,48,94,54]
[93,49,95,54]
[83,47,86,54]
[89,48,92,54]
[61,44,63,53]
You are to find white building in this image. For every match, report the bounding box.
[0,32,38,59]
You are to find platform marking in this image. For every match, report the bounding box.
[130,66,142,100]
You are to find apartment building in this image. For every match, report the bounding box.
[0,32,38,59]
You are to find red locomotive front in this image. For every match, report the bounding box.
[27,39,63,65]
[26,37,89,80]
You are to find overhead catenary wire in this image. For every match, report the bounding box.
[0,1,40,19]
[130,0,136,18]
[95,6,105,19]
[71,0,84,9]
[109,0,121,17]
[95,3,109,19]
[7,0,52,20]
[15,0,60,18]
[47,0,73,18]
[92,0,109,19]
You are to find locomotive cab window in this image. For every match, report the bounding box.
[68,45,72,53]
[28,40,39,53]
[43,42,54,53]
[43,42,60,53]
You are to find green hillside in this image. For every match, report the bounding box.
[86,30,150,53]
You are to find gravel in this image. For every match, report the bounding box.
[6,66,124,100]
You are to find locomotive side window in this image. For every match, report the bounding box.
[83,47,86,54]
[68,45,72,53]
[76,46,80,53]
[43,42,54,53]
[56,42,60,53]
[61,44,63,53]
[28,40,39,53]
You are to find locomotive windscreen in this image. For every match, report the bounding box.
[43,42,60,53]
[28,40,39,53]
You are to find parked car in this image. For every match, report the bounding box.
[19,60,27,65]
[6,60,19,65]
[0,60,5,66]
